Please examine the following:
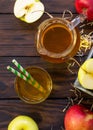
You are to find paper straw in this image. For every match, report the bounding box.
[7,65,45,93]
[12,59,31,80]
[7,66,28,81]
[28,79,44,93]
[12,59,44,91]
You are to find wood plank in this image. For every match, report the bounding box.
[0,29,38,56]
[0,99,67,130]
[0,0,76,13]
[0,44,38,56]
[0,99,93,130]
[1,14,92,30]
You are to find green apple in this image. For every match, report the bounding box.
[78,58,93,90]
[8,115,39,130]
[14,0,44,23]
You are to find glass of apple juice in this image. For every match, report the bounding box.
[15,66,52,104]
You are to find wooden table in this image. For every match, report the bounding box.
[0,0,93,130]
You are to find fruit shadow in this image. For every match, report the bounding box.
[28,112,42,124]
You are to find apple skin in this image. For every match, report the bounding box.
[64,105,93,130]
[8,115,39,130]
[75,0,93,21]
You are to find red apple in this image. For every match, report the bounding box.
[64,104,93,130]
[75,0,93,21]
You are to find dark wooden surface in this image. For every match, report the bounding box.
[0,0,93,130]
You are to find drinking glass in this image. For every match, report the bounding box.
[15,66,52,104]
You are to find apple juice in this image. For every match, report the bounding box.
[36,17,80,63]
[15,66,52,104]
[42,23,71,53]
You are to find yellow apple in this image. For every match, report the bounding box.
[8,115,39,130]
[14,0,44,23]
[78,58,93,90]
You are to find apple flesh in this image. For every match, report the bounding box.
[14,0,44,23]
[75,0,93,21]
[64,104,93,130]
[8,115,39,130]
[78,58,93,90]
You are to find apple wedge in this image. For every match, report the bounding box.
[78,58,93,90]
[14,0,44,23]
[8,115,39,130]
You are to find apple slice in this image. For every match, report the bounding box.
[8,115,39,130]
[78,58,93,90]
[14,0,44,23]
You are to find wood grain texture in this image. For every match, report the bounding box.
[0,56,92,99]
[0,0,93,129]
[0,56,75,98]
[0,99,93,130]
[0,14,92,56]
[0,100,67,130]
[0,0,76,13]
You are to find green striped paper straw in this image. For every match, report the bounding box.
[7,65,45,93]
[12,59,44,90]
[12,59,32,80]
[7,66,28,81]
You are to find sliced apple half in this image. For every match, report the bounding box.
[78,58,93,90]
[14,0,44,23]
